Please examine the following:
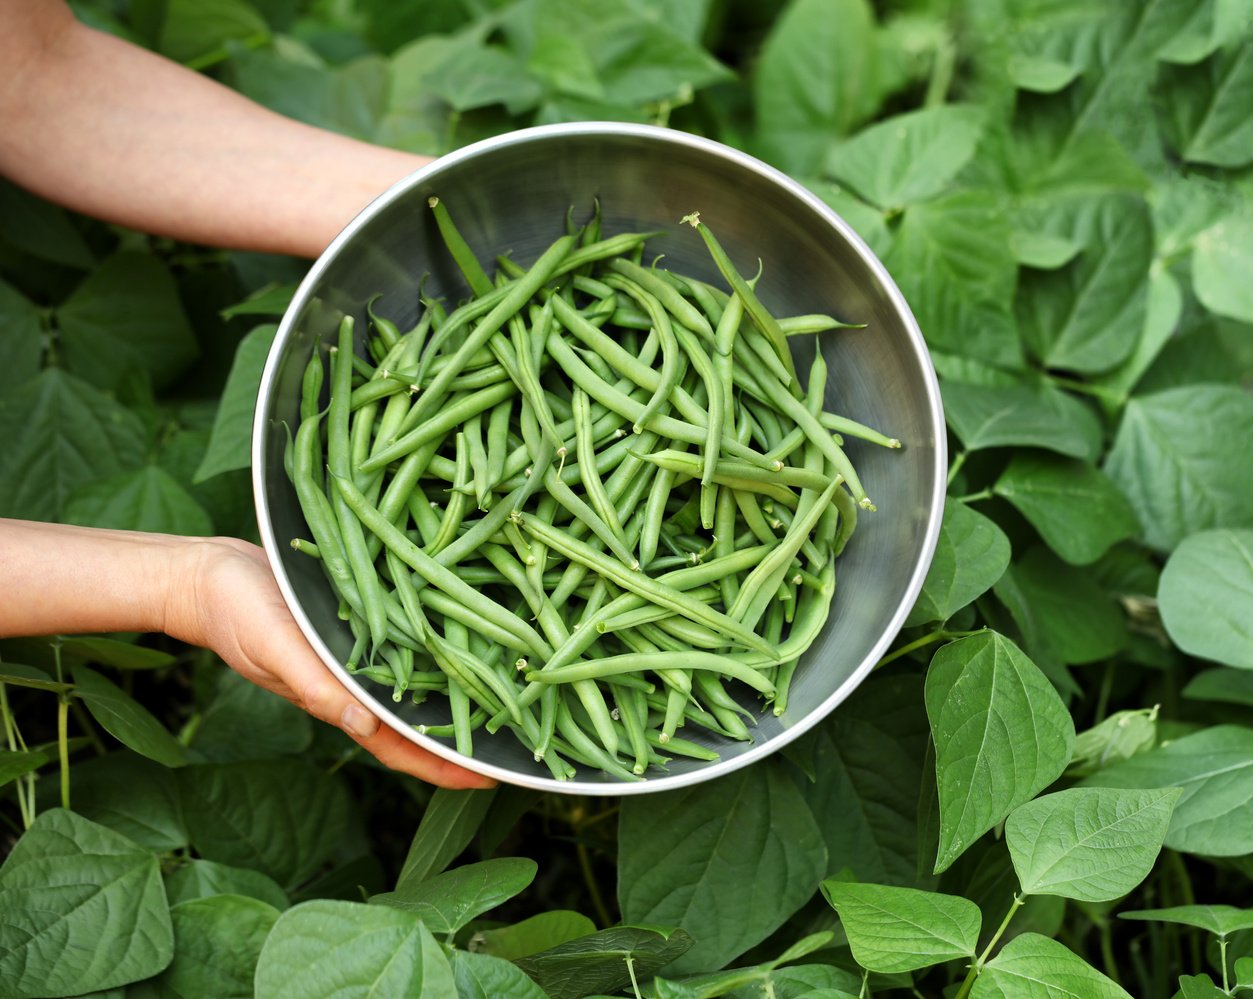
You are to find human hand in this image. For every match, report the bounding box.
[164,536,495,789]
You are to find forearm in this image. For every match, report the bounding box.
[0,4,430,258]
[0,519,194,638]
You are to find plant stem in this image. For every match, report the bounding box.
[624,955,642,999]
[954,488,994,504]
[925,32,957,107]
[877,629,981,669]
[1,683,35,829]
[946,449,968,487]
[955,894,1025,999]
[57,696,71,810]
[1099,919,1120,985]
[1220,936,1229,993]
[576,838,613,928]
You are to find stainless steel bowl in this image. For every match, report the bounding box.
[253,122,945,794]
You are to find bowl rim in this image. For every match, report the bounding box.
[252,120,947,795]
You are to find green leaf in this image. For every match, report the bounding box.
[395,787,497,889]
[195,323,277,482]
[1080,725,1253,856]
[1067,708,1159,777]
[1174,974,1229,999]
[449,949,552,999]
[1008,54,1081,92]
[805,181,891,259]
[146,895,280,999]
[190,669,314,762]
[1158,40,1253,168]
[70,751,188,851]
[1005,786,1180,902]
[179,760,352,889]
[1094,265,1183,400]
[164,859,289,910]
[821,882,980,974]
[0,179,96,269]
[885,190,1021,368]
[942,378,1101,461]
[57,252,198,392]
[907,501,1011,625]
[371,857,536,934]
[1003,547,1129,665]
[618,762,827,973]
[0,662,71,693]
[798,673,931,887]
[63,465,214,536]
[1104,385,1253,552]
[219,283,297,319]
[827,105,986,211]
[1009,230,1082,269]
[0,809,173,998]
[1192,210,1253,323]
[0,368,147,520]
[472,911,598,962]
[1159,529,1253,670]
[1183,668,1253,708]
[60,636,177,671]
[971,932,1133,998]
[0,279,43,396]
[1015,193,1152,374]
[1159,0,1253,64]
[158,0,270,64]
[0,749,47,789]
[926,632,1076,873]
[72,665,189,768]
[1120,904,1253,937]
[994,453,1139,565]
[1235,957,1253,989]
[752,0,882,174]
[514,925,695,999]
[232,49,390,140]
[253,899,456,998]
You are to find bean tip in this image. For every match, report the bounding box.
[859,497,877,511]
[515,658,528,672]
[680,211,702,228]
[658,732,671,744]
[427,196,439,208]
[889,439,902,449]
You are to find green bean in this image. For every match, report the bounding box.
[362,380,517,473]
[300,348,324,422]
[429,196,492,296]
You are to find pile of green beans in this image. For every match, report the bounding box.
[286,201,900,780]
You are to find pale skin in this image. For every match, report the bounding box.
[0,2,493,788]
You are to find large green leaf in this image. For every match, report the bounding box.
[0,368,147,520]
[942,379,1101,461]
[1183,668,1253,708]
[751,0,881,174]
[1015,193,1152,374]
[1080,725,1253,856]
[190,669,313,762]
[0,279,43,396]
[821,882,980,974]
[0,749,46,789]
[925,632,1076,873]
[164,859,288,910]
[0,809,173,998]
[195,323,277,482]
[1005,787,1180,902]
[448,949,551,999]
[1120,904,1253,938]
[1158,39,1253,168]
[1158,0,1253,64]
[971,932,1132,998]
[145,895,280,999]
[395,787,497,889]
[253,899,455,998]
[472,911,598,962]
[57,252,197,392]
[798,673,930,887]
[157,0,270,63]
[72,666,189,768]
[1159,529,1253,670]
[1104,385,1253,552]
[1004,547,1129,665]
[827,105,986,211]
[69,751,188,851]
[514,925,694,999]
[62,465,214,536]
[1067,708,1159,777]
[885,190,1021,369]
[1192,210,1253,323]
[371,858,537,934]
[618,761,827,973]
[0,179,96,269]
[906,500,1011,625]
[178,760,352,889]
[994,453,1139,565]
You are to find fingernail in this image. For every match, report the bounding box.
[342,702,379,739]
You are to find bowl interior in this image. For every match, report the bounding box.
[255,124,945,793]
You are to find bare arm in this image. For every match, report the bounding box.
[0,1,429,258]
[0,519,492,788]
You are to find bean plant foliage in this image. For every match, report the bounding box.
[1,0,1251,997]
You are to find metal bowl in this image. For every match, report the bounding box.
[253,122,945,794]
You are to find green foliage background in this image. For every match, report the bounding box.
[2,0,1252,996]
